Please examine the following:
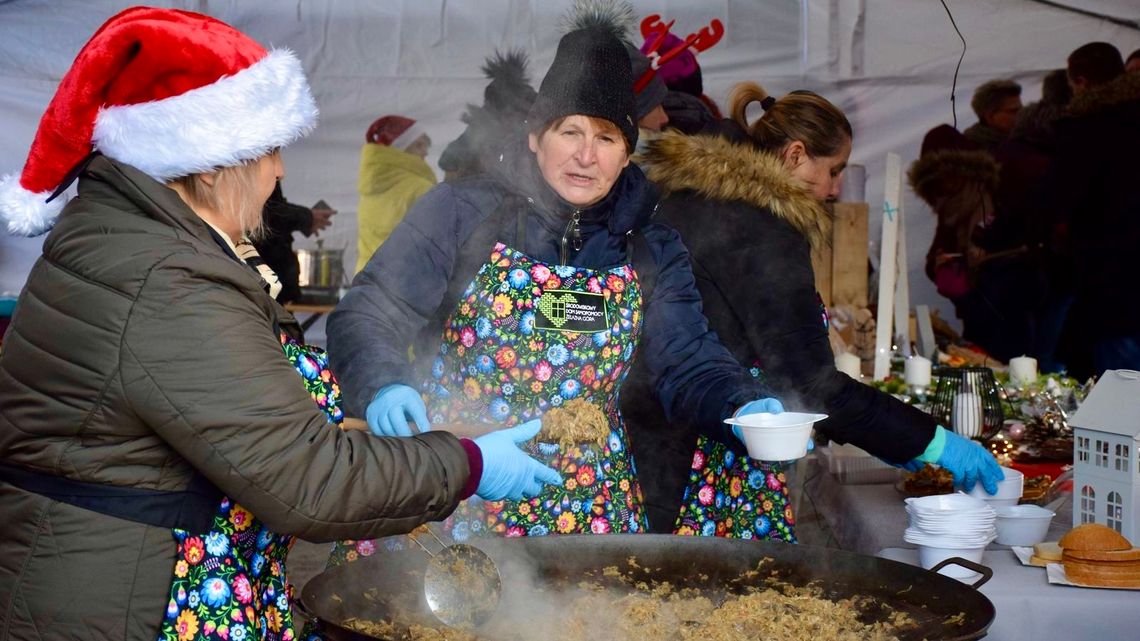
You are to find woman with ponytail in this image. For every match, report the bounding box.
[622,82,1002,541]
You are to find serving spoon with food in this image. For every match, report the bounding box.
[409,524,502,629]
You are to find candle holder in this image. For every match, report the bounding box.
[928,367,1004,441]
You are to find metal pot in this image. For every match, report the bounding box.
[298,534,994,640]
[297,245,345,289]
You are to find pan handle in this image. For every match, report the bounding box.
[929,557,993,589]
[292,592,319,622]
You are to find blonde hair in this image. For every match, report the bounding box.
[728,82,852,158]
[170,156,269,241]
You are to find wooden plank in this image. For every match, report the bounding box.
[916,304,936,358]
[873,153,902,380]
[893,207,912,357]
[830,202,869,308]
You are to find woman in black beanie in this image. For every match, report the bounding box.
[327,26,778,542]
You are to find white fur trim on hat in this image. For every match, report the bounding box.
[0,173,66,237]
[390,121,428,150]
[93,49,318,182]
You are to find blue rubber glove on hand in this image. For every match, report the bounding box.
[365,384,430,437]
[916,426,1003,494]
[473,419,563,501]
[730,398,785,442]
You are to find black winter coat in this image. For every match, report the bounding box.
[1040,73,1140,376]
[624,127,937,532]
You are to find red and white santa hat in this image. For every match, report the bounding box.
[366,115,428,150]
[0,6,318,236]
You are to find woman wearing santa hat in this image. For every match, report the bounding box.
[0,7,557,640]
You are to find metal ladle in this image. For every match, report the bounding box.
[410,525,502,630]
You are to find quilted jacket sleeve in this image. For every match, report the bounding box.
[328,183,471,418]
[119,250,471,543]
[638,222,770,443]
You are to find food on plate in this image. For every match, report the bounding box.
[1029,541,1063,566]
[901,464,955,496]
[1059,524,1140,588]
[1019,474,1051,502]
[539,398,610,448]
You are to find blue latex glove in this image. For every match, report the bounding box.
[473,419,563,501]
[730,398,785,442]
[916,426,1003,494]
[365,384,430,437]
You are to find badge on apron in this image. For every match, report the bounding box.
[534,289,609,333]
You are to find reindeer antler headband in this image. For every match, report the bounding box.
[634,14,724,93]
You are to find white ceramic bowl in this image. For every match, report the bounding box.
[723,412,827,461]
[917,543,988,579]
[967,466,1024,501]
[994,504,1055,546]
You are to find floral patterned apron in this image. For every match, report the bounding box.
[429,242,647,538]
[673,294,830,542]
[159,334,342,641]
[322,239,648,570]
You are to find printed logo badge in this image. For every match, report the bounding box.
[534,289,608,333]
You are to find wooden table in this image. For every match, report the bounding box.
[284,303,336,332]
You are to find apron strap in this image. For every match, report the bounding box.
[0,462,223,533]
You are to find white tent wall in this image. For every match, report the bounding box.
[1,0,1136,344]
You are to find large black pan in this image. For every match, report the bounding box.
[298,534,994,640]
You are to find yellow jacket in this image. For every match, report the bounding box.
[355,143,437,273]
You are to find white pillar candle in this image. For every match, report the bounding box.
[952,391,983,438]
[1009,355,1038,387]
[904,355,932,388]
[835,352,862,379]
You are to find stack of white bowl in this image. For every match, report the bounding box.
[905,493,996,578]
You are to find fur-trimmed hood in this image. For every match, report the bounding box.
[1068,71,1140,118]
[639,129,830,249]
[907,149,999,205]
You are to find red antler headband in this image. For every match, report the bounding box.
[634,14,724,93]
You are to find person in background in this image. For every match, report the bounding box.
[989,70,1073,372]
[354,115,436,273]
[253,182,336,302]
[1043,42,1140,378]
[639,18,723,122]
[327,21,781,546]
[439,50,539,181]
[624,85,1003,540]
[963,79,1022,153]
[0,8,556,639]
[912,125,1048,363]
[1127,48,1140,74]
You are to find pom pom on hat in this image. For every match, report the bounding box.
[0,6,318,237]
[366,115,428,150]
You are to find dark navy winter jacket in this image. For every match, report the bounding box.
[327,150,766,441]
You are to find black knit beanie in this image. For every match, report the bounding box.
[527,28,638,150]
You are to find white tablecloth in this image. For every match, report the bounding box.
[879,547,1139,641]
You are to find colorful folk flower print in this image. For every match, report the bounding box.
[674,435,796,542]
[159,336,343,641]
[323,241,648,574]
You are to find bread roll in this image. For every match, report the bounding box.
[1059,523,1131,552]
[1032,541,1062,562]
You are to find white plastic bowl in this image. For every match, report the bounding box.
[994,504,1055,546]
[967,466,1023,502]
[723,412,827,461]
[917,543,989,579]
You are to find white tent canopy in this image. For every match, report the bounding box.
[2,0,1137,332]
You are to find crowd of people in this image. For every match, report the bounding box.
[0,2,1130,640]
[913,42,1140,378]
